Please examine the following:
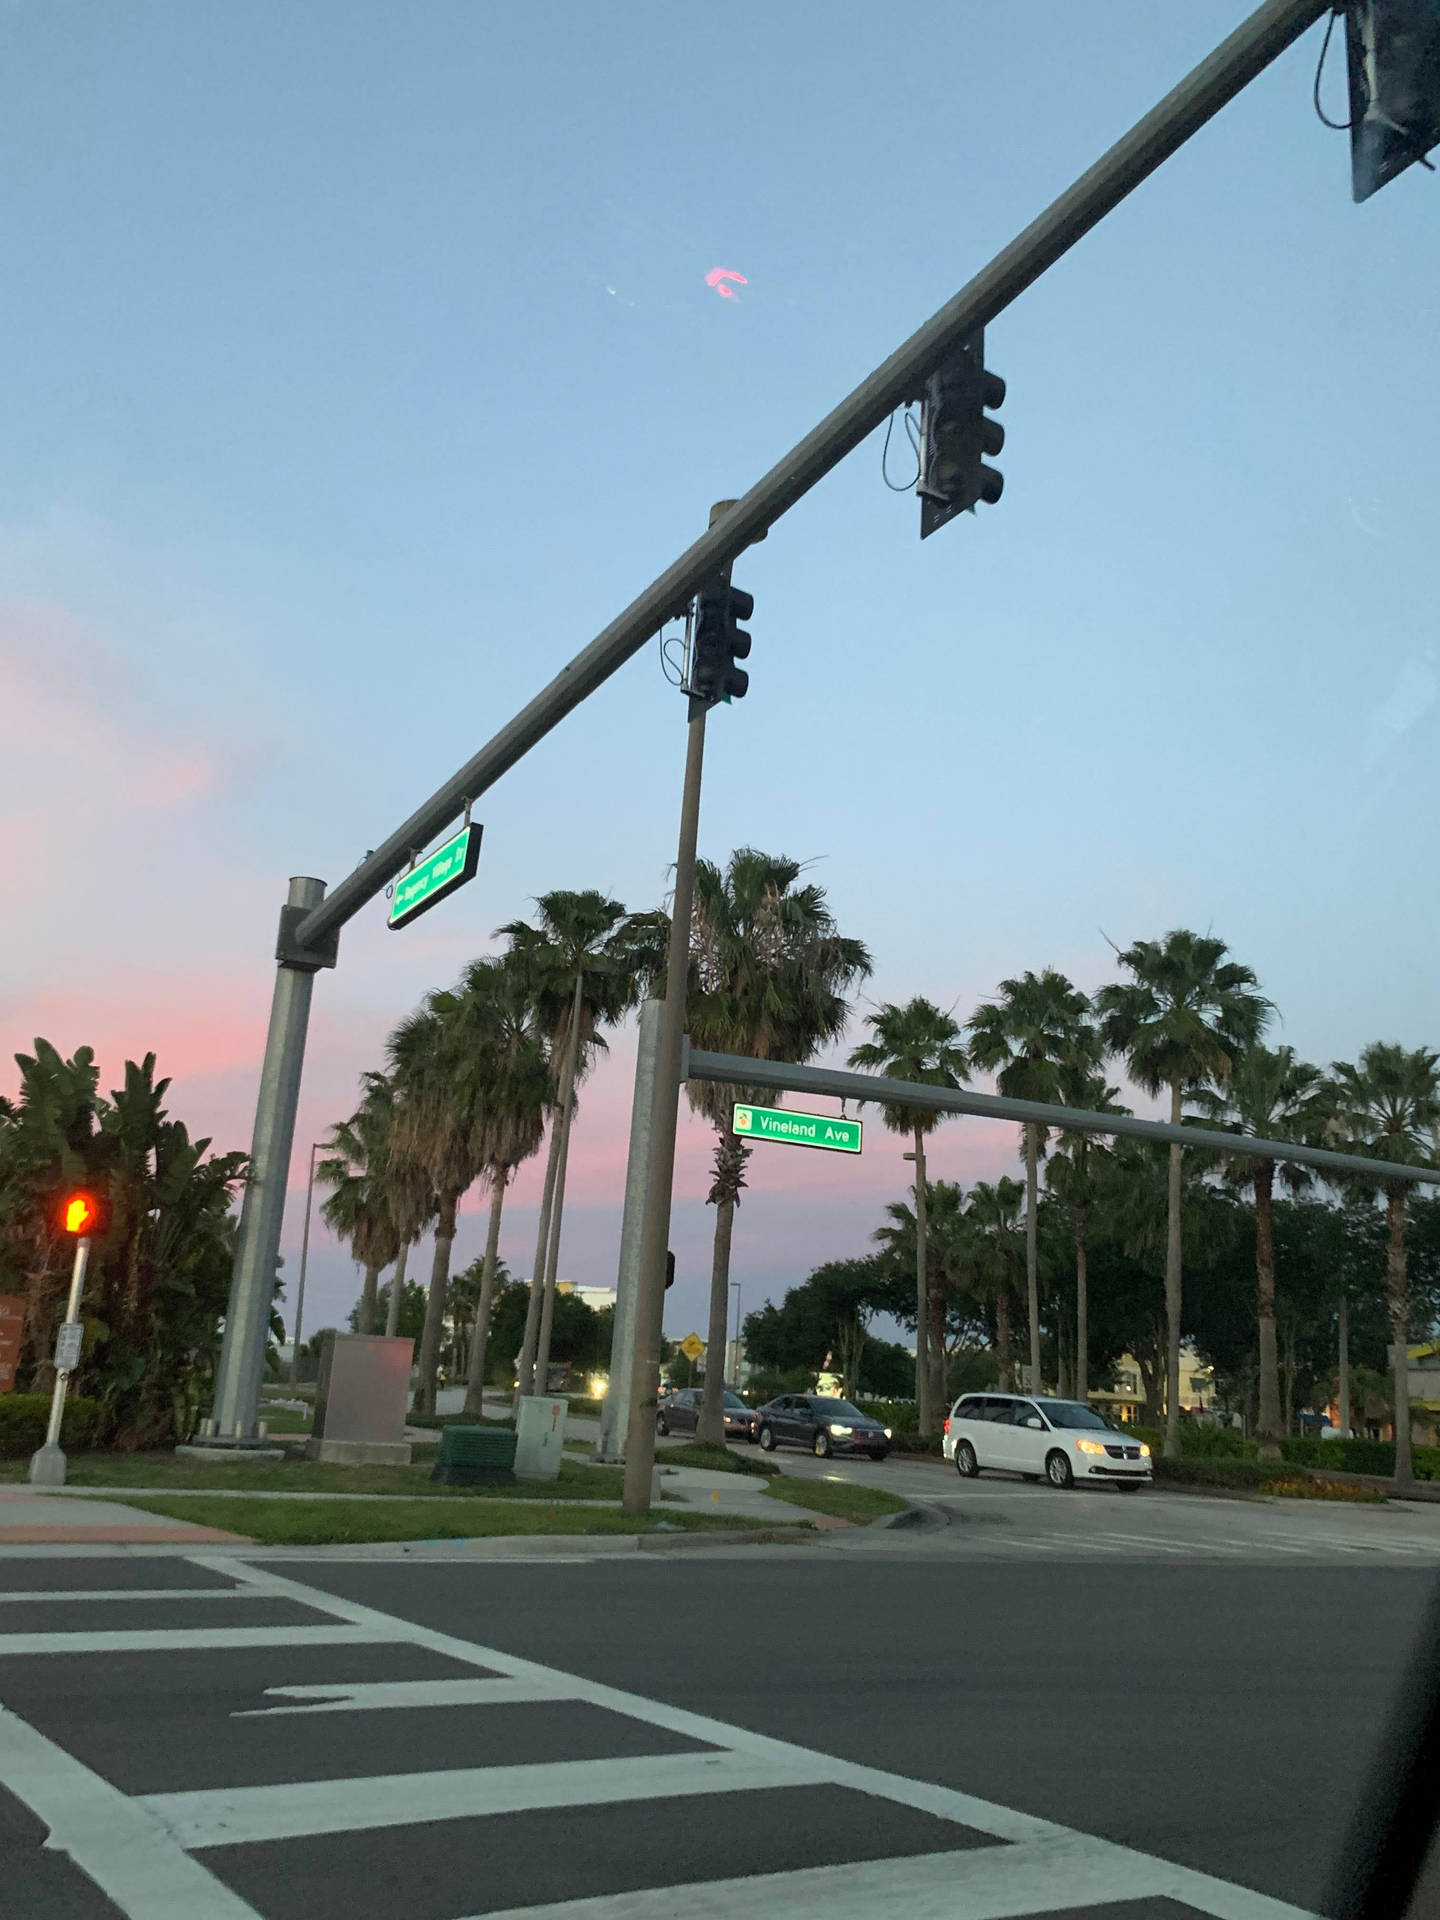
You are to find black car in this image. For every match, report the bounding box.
[756,1394,891,1460]
[655,1388,758,1444]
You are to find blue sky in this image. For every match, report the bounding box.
[2,3,1437,1343]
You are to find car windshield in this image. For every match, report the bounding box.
[722,1393,749,1410]
[1037,1402,1116,1431]
[811,1399,865,1419]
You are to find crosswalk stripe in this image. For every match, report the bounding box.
[0,1587,261,1605]
[142,1750,825,1848]
[234,1677,572,1717]
[0,1624,392,1656]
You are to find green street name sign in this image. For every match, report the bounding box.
[732,1103,862,1155]
[388,823,483,930]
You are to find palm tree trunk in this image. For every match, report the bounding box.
[532,967,586,1395]
[995,1287,1013,1391]
[913,1125,932,1433]
[928,1266,947,1420]
[1338,1295,1351,1437]
[1163,1081,1184,1460]
[464,1171,508,1416]
[415,1190,457,1416]
[358,1262,381,1334]
[1254,1163,1283,1460]
[1387,1181,1414,1486]
[515,1116,562,1403]
[698,1183,738,1448]
[1075,1199,1089,1402]
[1024,1123,1041,1393]
[385,1240,409,1338]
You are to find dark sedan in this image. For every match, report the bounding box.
[756,1394,892,1460]
[655,1388,758,1444]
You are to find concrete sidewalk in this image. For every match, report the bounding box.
[0,1486,250,1545]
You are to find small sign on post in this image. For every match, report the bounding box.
[680,1333,706,1362]
[53,1322,84,1374]
[732,1103,862,1155]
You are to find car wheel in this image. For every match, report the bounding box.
[759,1424,776,1451]
[1046,1450,1074,1489]
[655,1414,669,1436]
[813,1431,833,1459]
[955,1440,979,1478]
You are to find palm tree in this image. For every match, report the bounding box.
[386,1000,491,1416]
[317,1073,402,1335]
[967,970,1096,1397]
[684,850,871,1445]
[1096,931,1270,1457]
[873,1178,977,1397]
[1329,1043,1440,1486]
[1045,1066,1129,1403]
[446,956,549,1416]
[848,999,968,1432]
[1189,1044,1328,1459]
[499,891,666,1399]
[964,1177,1025,1390]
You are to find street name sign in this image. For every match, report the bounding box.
[388,823,483,931]
[732,1103,862,1155]
[679,1333,706,1362]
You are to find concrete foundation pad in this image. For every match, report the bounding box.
[176,1444,286,1464]
[305,1438,413,1467]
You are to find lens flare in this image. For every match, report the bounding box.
[705,267,747,300]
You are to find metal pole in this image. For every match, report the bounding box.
[535,965,587,1390]
[621,700,707,1515]
[1339,1295,1352,1438]
[27,1237,91,1486]
[286,0,1326,964]
[730,1282,742,1387]
[290,1142,320,1386]
[595,999,662,1462]
[683,1049,1440,1190]
[211,876,326,1442]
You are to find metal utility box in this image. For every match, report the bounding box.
[514,1394,569,1481]
[307,1332,414,1466]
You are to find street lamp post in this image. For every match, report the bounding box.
[290,1143,322,1387]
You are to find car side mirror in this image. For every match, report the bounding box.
[1025,1417,1043,1429]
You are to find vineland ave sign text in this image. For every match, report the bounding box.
[387,823,483,930]
[731,1103,862,1155]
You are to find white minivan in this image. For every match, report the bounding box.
[943,1392,1151,1490]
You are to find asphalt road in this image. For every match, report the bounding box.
[0,1537,1431,1920]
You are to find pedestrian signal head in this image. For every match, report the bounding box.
[61,1191,101,1236]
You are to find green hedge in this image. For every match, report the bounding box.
[0,1395,99,1458]
[856,1399,919,1434]
[1281,1436,1440,1480]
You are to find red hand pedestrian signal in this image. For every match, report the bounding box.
[61,1192,100,1236]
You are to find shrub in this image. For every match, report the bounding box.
[1281,1437,1440,1480]
[0,1395,99,1458]
[856,1399,919,1434]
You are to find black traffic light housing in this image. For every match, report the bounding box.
[689,572,753,706]
[1345,0,1440,201]
[917,327,1006,539]
[665,1250,675,1290]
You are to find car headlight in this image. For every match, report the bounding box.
[883,1427,893,1439]
[1139,1442,1151,1458]
[1076,1438,1108,1456]
[829,1424,853,1437]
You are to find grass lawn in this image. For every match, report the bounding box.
[0,1452,624,1502]
[654,1442,777,1477]
[110,1494,788,1547]
[254,1407,311,1434]
[763,1477,907,1523]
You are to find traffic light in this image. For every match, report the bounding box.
[690,573,753,705]
[1345,0,1440,201]
[917,328,1006,539]
[665,1250,676,1290]
[59,1190,105,1238]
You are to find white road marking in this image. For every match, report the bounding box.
[0,1624,394,1656]
[144,1750,818,1848]
[0,1703,261,1919]
[0,1586,256,1605]
[468,1831,1313,1920]
[182,1555,1322,1918]
[234,1676,574,1717]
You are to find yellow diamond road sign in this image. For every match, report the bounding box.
[680,1333,706,1362]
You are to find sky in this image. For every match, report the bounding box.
[3,3,1438,1348]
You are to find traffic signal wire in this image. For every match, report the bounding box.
[881,406,923,491]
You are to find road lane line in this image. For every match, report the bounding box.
[234,1676,574,1716]
[143,1751,819,1848]
[0,1704,262,1919]
[465,1830,1315,1920]
[0,1624,393,1655]
[0,1586,262,1604]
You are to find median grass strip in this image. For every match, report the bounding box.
[107,1495,800,1547]
[763,1477,907,1523]
[654,1443,778,1477]
[0,1452,623,1502]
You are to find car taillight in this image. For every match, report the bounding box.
[943,1417,950,1434]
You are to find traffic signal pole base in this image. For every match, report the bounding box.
[27,1444,67,1488]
